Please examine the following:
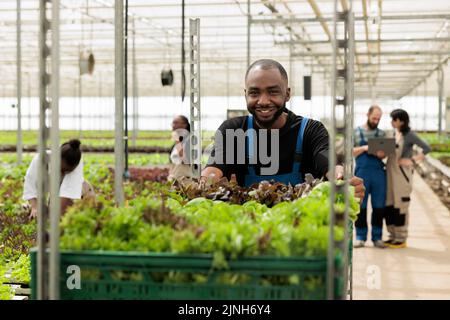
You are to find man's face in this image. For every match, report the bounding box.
[367,108,382,130]
[245,67,290,128]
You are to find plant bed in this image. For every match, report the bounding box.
[0,145,172,154]
[108,167,169,183]
[30,249,347,300]
[29,179,357,300]
[416,156,450,210]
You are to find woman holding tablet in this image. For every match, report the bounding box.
[384,109,431,248]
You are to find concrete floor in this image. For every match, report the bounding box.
[352,174,450,300]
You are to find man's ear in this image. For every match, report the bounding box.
[285,87,291,102]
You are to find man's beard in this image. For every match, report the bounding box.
[248,103,286,129]
[367,119,378,130]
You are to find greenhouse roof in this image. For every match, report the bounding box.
[0,0,449,100]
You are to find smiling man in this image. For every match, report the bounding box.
[201,59,364,200]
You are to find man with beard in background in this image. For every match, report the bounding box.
[352,105,388,249]
[201,59,364,201]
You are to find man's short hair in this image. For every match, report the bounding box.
[245,59,288,82]
[368,105,382,115]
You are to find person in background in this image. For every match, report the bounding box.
[168,115,194,181]
[384,109,431,248]
[23,139,95,219]
[353,105,388,249]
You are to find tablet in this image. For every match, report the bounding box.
[368,138,396,155]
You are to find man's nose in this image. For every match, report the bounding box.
[257,93,271,106]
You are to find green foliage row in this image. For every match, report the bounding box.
[60,181,358,262]
[0,130,215,149]
[0,153,358,296]
[418,133,450,153]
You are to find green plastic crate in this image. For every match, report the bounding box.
[30,248,350,300]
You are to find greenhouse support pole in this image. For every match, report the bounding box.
[49,0,60,300]
[27,73,32,130]
[132,18,138,147]
[37,0,51,300]
[16,0,22,164]
[323,70,327,120]
[114,0,125,205]
[78,74,82,137]
[437,65,444,136]
[124,0,129,179]
[226,60,230,108]
[328,0,354,300]
[327,0,337,300]
[189,18,202,178]
[289,28,293,110]
[423,80,427,131]
[247,0,251,67]
[343,6,354,301]
[27,72,31,130]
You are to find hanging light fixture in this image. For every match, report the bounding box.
[161,67,174,86]
[79,49,95,75]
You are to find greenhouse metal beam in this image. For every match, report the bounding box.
[114,0,124,205]
[251,13,450,24]
[438,66,444,136]
[258,0,338,91]
[132,19,138,147]
[305,0,347,73]
[276,37,450,45]
[358,69,432,73]
[37,0,50,300]
[16,0,22,164]
[293,51,450,57]
[399,56,450,99]
[328,1,354,300]
[246,0,250,67]
[357,76,430,80]
[9,55,437,67]
[189,18,202,178]
[304,62,447,68]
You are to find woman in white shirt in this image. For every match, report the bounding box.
[23,139,94,218]
[168,115,194,181]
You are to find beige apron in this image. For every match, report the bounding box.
[168,163,195,181]
[168,142,195,181]
[385,132,413,242]
[81,180,96,200]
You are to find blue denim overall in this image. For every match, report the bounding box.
[354,127,387,242]
[244,115,309,187]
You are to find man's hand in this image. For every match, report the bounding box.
[200,167,224,184]
[326,167,365,204]
[335,165,344,180]
[349,176,365,203]
[376,150,385,159]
